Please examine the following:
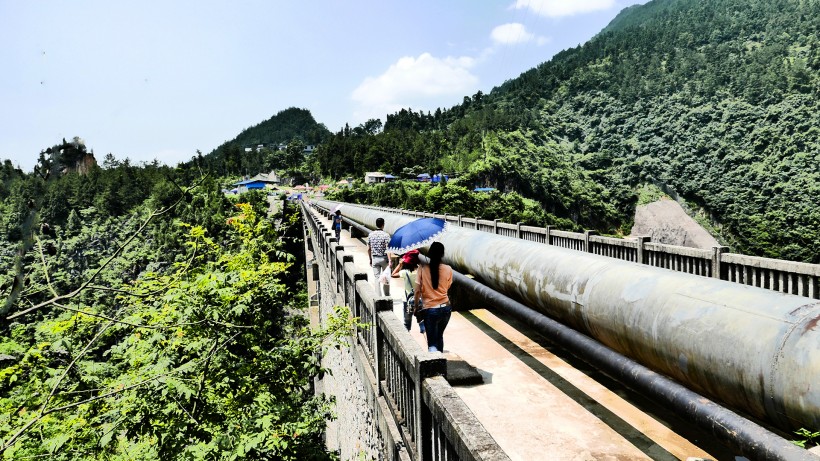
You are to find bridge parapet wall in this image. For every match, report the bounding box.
[302,203,508,461]
[321,202,819,300]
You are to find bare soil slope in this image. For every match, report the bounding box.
[629,198,719,249]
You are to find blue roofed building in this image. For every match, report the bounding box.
[231,170,281,194]
[233,179,267,193]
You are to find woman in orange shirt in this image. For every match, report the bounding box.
[413,242,453,353]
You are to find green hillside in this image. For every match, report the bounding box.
[3,1,820,456]
[318,0,820,263]
[200,107,332,178]
[495,0,820,262]
[225,107,331,149]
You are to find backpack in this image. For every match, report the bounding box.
[403,271,418,313]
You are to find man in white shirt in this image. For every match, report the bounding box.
[367,217,391,296]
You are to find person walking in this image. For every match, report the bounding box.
[413,242,452,353]
[392,250,425,333]
[367,217,391,296]
[331,209,343,242]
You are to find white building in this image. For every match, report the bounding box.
[365,172,386,184]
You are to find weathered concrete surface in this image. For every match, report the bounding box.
[307,240,386,460]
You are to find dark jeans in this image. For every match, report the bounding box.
[423,305,451,352]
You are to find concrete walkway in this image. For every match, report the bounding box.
[312,207,733,461]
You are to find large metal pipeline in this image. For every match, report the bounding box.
[451,270,814,461]
[315,200,819,434]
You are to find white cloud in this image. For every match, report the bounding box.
[513,0,616,18]
[351,53,478,121]
[491,23,535,45]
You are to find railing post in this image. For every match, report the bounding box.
[311,260,319,282]
[493,219,499,235]
[457,215,463,227]
[414,355,447,461]
[634,236,650,265]
[323,232,330,260]
[342,254,354,300]
[323,232,333,265]
[545,225,553,245]
[351,273,368,324]
[712,245,729,279]
[334,245,345,291]
[584,230,598,253]
[305,226,314,252]
[516,222,523,239]
[310,260,320,308]
[373,298,394,396]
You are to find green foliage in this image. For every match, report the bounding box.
[230,108,331,148]
[322,125,630,232]
[791,428,820,449]
[636,184,668,207]
[484,0,820,261]
[1,175,348,460]
[328,180,578,230]
[199,108,332,178]
[315,0,820,262]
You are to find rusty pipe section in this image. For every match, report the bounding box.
[315,200,820,433]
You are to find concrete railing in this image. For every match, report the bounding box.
[326,202,820,300]
[721,253,820,299]
[302,203,508,461]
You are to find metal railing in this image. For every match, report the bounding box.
[325,202,820,300]
[302,203,507,461]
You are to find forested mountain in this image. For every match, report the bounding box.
[317,0,820,263]
[197,107,332,179]
[3,0,820,456]
[222,107,331,149]
[493,0,820,262]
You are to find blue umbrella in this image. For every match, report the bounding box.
[387,218,449,254]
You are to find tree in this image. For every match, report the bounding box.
[1,176,353,460]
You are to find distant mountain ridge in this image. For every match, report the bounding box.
[219,107,331,150]
[199,107,331,181]
[478,0,820,262]
[597,0,669,35]
[226,0,820,263]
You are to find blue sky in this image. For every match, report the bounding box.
[0,0,647,172]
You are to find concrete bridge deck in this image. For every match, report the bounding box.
[308,206,737,461]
